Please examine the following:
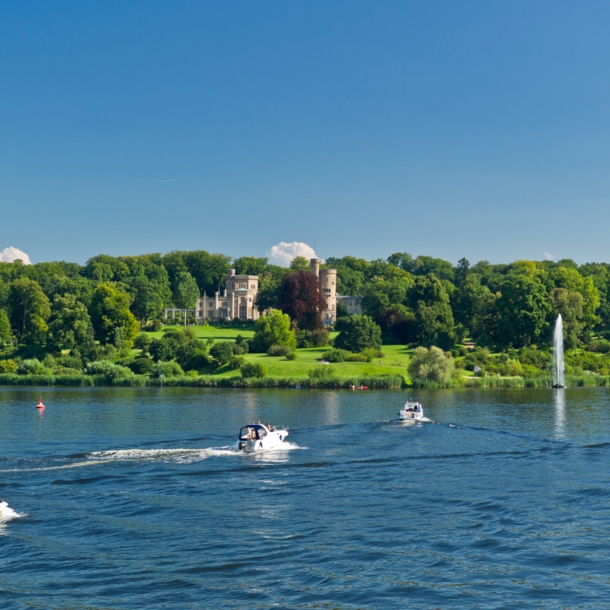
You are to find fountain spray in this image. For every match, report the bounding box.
[553,314,565,388]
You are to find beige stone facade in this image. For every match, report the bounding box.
[165,269,260,323]
[196,269,260,322]
[164,260,362,326]
[309,258,362,325]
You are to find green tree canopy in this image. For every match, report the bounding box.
[173,271,200,319]
[47,293,93,351]
[496,273,551,347]
[255,266,289,312]
[334,315,382,352]
[233,256,269,276]
[250,309,296,353]
[407,274,455,349]
[0,309,12,346]
[408,346,455,384]
[7,277,51,344]
[127,272,171,325]
[289,256,311,271]
[89,283,139,344]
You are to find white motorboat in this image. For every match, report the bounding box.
[399,401,424,421]
[235,423,289,453]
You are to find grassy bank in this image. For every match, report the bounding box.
[462,375,610,388]
[3,372,610,389]
[0,373,404,389]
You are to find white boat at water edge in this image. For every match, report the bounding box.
[235,423,289,453]
[399,401,424,422]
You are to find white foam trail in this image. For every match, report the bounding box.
[0,443,305,474]
[88,447,237,463]
[0,502,23,522]
[0,460,111,473]
[89,442,304,464]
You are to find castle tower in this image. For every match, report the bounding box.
[318,267,337,325]
[310,258,320,278]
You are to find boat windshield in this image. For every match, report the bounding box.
[239,425,268,440]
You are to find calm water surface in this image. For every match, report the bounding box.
[1,387,610,608]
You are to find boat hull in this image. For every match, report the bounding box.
[235,429,289,453]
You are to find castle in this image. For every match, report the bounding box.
[164,258,362,324]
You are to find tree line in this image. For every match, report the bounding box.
[0,250,609,359]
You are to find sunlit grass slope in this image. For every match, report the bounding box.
[145,325,410,380]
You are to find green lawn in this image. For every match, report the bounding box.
[147,325,256,342]
[143,326,411,380]
[213,343,411,379]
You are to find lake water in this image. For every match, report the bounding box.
[1,387,610,609]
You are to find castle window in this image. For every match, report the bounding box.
[323,288,331,293]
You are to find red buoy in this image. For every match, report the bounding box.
[36,398,45,410]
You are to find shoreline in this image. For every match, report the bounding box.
[0,373,609,389]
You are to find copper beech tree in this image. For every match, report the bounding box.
[277,270,327,331]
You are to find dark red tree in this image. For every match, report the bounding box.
[278,271,328,330]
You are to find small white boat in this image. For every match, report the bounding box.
[399,401,424,421]
[235,423,289,453]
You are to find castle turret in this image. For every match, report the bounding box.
[319,268,337,325]
[310,258,320,278]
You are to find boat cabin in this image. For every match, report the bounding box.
[238,424,269,441]
[402,402,422,412]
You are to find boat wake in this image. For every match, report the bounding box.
[0,502,23,524]
[89,442,303,464]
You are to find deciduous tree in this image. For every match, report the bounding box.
[7,278,50,344]
[277,270,327,330]
[89,283,139,344]
[334,315,382,352]
[47,294,93,351]
[250,310,296,352]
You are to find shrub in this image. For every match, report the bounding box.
[408,346,455,384]
[250,310,296,353]
[285,351,297,361]
[308,366,336,379]
[210,341,234,365]
[588,340,610,354]
[235,335,249,353]
[229,356,246,370]
[322,349,349,363]
[0,359,17,374]
[150,361,185,378]
[240,362,267,378]
[232,343,245,355]
[185,370,198,377]
[308,328,330,347]
[334,315,382,352]
[54,354,83,371]
[361,348,385,362]
[17,359,47,375]
[297,328,330,348]
[134,333,151,351]
[346,353,368,362]
[267,344,293,357]
[128,357,154,375]
[85,360,134,380]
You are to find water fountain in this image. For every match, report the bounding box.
[552,314,565,388]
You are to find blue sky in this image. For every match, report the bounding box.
[1,1,610,265]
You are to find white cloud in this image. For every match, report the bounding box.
[544,252,554,261]
[0,247,31,265]
[267,242,318,267]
